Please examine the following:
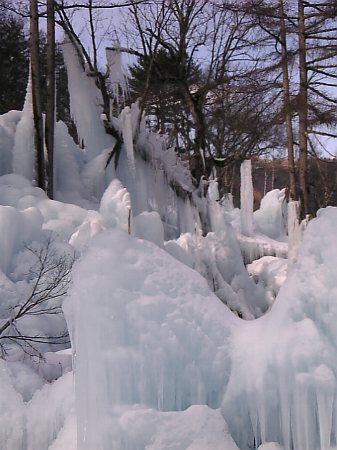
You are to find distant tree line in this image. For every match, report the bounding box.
[1,0,337,218]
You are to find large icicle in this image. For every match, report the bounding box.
[62,39,112,162]
[287,200,309,264]
[121,106,135,174]
[287,200,301,262]
[12,69,34,181]
[240,160,254,236]
[106,45,128,116]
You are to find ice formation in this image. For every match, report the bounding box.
[222,207,337,450]
[2,37,337,450]
[12,70,34,181]
[254,189,287,239]
[62,39,113,161]
[166,229,268,319]
[99,178,131,232]
[121,106,136,173]
[65,228,239,449]
[106,46,128,114]
[248,256,288,306]
[287,200,308,263]
[134,211,164,248]
[238,233,288,265]
[240,159,254,236]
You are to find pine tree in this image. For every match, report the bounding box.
[0,3,29,114]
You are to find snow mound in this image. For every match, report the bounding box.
[113,405,239,450]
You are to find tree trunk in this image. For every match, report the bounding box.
[45,0,55,199]
[184,89,207,180]
[278,0,297,201]
[30,0,45,190]
[298,0,309,217]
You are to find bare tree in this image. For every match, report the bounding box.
[297,0,310,217]
[0,237,73,358]
[126,0,274,182]
[278,0,297,201]
[30,0,45,190]
[45,0,55,199]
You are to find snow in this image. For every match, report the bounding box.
[113,405,239,450]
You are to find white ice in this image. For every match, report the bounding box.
[65,228,239,449]
[240,159,254,236]
[62,39,113,162]
[2,45,337,450]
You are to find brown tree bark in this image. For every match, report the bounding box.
[298,0,309,217]
[45,0,55,199]
[278,0,297,201]
[30,0,45,190]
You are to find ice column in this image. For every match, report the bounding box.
[240,160,254,236]
[106,46,128,115]
[12,68,34,181]
[287,200,309,264]
[121,106,136,174]
[62,39,112,161]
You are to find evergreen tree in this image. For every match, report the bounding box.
[0,3,29,114]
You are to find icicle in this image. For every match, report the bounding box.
[12,66,35,181]
[240,160,254,237]
[62,38,112,162]
[287,201,301,263]
[106,45,128,116]
[121,106,135,174]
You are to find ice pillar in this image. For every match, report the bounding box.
[240,160,254,236]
